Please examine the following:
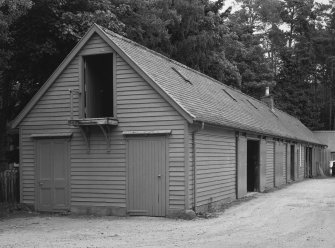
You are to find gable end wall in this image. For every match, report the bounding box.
[19,33,186,213]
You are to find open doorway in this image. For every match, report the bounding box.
[83,53,114,118]
[305,147,312,178]
[290,145,295,180]
[247,140,260,192]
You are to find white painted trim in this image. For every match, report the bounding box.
[122,130,172,136]
[30,133,73,138]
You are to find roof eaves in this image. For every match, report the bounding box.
[197,118,325,146]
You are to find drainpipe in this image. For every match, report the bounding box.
[192,121,204,212]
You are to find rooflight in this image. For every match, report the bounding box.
[172,67,192,85]
[247,99,258,109]
[222,88,237,102]
[271,109,279,118]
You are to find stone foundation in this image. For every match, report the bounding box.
[167,209,196,219]
[195,196,236,213]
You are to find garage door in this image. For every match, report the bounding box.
[266,142,275,189]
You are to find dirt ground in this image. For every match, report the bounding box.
[1,178,335,248]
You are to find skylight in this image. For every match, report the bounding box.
[222,88,237,102]
[247,99,258,110]
[172,67,192,85]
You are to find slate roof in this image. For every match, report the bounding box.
[99,26,322,145]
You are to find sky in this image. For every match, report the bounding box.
[223,0,332,12]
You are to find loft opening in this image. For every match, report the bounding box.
[247,140,260,192]
[83,53,114,118]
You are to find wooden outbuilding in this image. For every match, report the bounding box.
[11,24,327,216]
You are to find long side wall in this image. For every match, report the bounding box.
[188,127,236,211]
[19,33,186,214]
[187,128,321,211]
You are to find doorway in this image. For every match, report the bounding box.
[247,140,260,192]
[306,147,312,178]
[290,145,295,181]
[84,53,114,118]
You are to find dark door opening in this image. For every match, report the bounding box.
[84,53,114,118]
[306,147,312,178]
[247,140,260,192]
[290,145,295,180]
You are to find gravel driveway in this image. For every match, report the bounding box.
[1,178,335,248]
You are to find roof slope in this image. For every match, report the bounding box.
[99,25,321,145]
[11,24,322,145]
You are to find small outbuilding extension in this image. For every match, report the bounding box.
[11,24,327,217]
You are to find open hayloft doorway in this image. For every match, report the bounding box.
[83,53,114,118]
[247,140,260,192]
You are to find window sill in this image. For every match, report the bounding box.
[68,117,118,126]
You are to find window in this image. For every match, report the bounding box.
[83,53,114,118]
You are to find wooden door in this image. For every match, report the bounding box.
[283,144,287,183]
[274,143,284,187]
[127,137,167,216]
[36,139,69,212]
[237,136,247,198]
[266,142,275,189]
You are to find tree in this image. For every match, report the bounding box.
[0,0,32,169]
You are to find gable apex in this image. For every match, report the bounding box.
[11,24,103,128]
[11,24,195,128]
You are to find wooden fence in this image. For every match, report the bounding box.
[0,169,19,203]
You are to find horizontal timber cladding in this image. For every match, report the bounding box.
[19,33,186,213]
[193,128,236,208]
[259,139,267,192]
[265,141,275,190]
